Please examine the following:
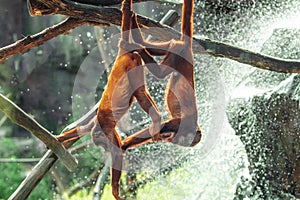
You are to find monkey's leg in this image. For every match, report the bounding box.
[122,118,181,151]
[56,116,96,142]
[126,60,161,141]
[110,135,123,200]
[107,130,123,200]
[93,119,123,200]
[131,13,172,56]
[121,128,153,151]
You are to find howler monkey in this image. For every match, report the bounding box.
[121,0,202,150]
[56,0,161,199]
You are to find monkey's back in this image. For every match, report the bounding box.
[98,52,142,122]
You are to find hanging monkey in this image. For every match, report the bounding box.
[121,0,202,150]
[56,0,161,199]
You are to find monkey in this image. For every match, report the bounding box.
[121,0,202,150]
[56,0,161,199]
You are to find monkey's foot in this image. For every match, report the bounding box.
[161,132,175,142]
[55,135,65,143]
[151,134,163,142]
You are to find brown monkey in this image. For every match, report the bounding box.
[121,0,202,150]
[56,0,161,199]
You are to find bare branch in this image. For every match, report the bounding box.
[70,0,180,6]
[0,17,107,62]
[198,37,300,73]
[8,139,78,200]
[69,141,93,154]
[70,0,147,6]
[2,0,300,71]
[0,93,78,172]
[93,156,111,199]
[26,0,300,73]
[50,168,66,197]
[0,158,41,163]
[28,0,170,29]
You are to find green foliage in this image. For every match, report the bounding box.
[28,174,52,200]
[0,162,23,199]
[0,138,23,199]
[54,139,104,189]
[101,184,116,200]
[67,188,93,200]
[0,138,52,199]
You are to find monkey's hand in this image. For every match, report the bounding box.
[163,132,175,142]
[119,39,144,53]
[55,135,64,143]
[131,12,136,20]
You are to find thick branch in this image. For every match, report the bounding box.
[28,0,172,30]
[198,38,300,73]
[1,0,299,73]
[0,93,78,172]
[8,139,78,200]
[71,0,147,6]
[0,17,107,62]
[70,0,180,6]
[8,138,93,199]
[26,0,300,73]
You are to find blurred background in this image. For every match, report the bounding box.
[0,0,299,199]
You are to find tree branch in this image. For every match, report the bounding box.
[2,0,300,73]
[8,139,78,200]
[198,37,300,73]
[70,0,180,6]
[70,0,147,6]
[25,0,300,73]
[0,93,78,172]
[27,0,180,30]
[0,158,41,163]
[0,17,107,62]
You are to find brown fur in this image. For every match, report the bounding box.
[56,1,161,199]
[122,0,202,150]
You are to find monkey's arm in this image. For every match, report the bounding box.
[133,88,161,140]
[119,39,173,79]
[127,65,161,140]
[56,116,96,142]
[122,118,181,151]
[131,13,172,56]
[139,47,174,79]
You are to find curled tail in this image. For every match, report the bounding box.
[121,0,132,42]
[181,0,194,45]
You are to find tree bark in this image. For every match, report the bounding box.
[2,0,298,73]
[0,17,107,62]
